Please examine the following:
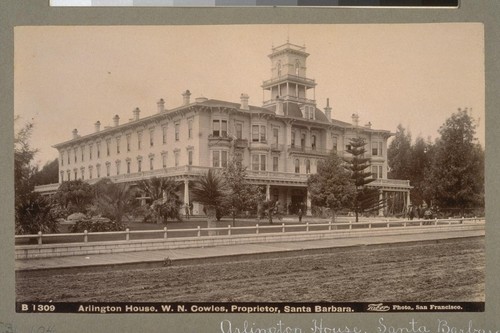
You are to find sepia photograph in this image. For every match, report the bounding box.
[13,23,485,312]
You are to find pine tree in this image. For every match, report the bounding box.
[345,137,384,221]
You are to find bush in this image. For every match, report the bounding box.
[15,192,60,235]
[70,217,125,233]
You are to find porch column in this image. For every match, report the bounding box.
[306,189,312,216]
[286,188,291,214]
[285,122,292,172]
[266,184,271,201]
[406,190,411,208]
[378,190,384,217]
[184,179,190,205]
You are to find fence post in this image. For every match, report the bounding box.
[197,226,201,237]
[164,227,168,239]
[404,221,407,228]
[434,218,438,226]
[282,223,285,233]
[84,230,88,243]
[228,225,231,236]
[368,221,371,229]
[126,228,130,241]
[38,231,42,245]
[256,224,259,234]
[306,222,309,232]
[328,220,332,231]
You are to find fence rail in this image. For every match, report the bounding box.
[15,217,484,246]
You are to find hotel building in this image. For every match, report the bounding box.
[37,42,411,216]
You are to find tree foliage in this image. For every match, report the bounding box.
[92,179,139,225]
[344,137,382,221]
[15,120,38,213]
[191,168,229,223]
[425,109,484,213]
[15,192,59,235]
[191,169,229,208]
[14,118,59,234]
[387,109,484,216]
[307,151,355,222]
[222,154,264,225]
[53,179,94,214]
[32,158,59,185]
[388,124,413,180]
[138,177,182,223]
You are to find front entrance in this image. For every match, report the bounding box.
[290,194,305,215]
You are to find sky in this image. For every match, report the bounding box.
[14,24,484,166]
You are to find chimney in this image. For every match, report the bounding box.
[324,98,332,122]
[94,121,101,132]
[276,96,284,116]
[113,114,120,127]
[182,90,191,105]
[240,93,249,110]
[365,122,372,129]
[351,113,359,127]
[72,128,78,139]
[157,98,165,113]
[133,107,140,121]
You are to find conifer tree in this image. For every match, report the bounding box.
[345,137,384,221]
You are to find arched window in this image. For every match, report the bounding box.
[301,133,306,149]
[277,60,282,77]
[311,135,317,150]
[306,159,311,174]
[294,159,300,173]
[295,59,300,75]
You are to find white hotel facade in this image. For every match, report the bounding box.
[38,42,411,216]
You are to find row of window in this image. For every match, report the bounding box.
[61,150,194,182]
[251,154,312,174]
[61,121,194,167]
[334,139,384,156]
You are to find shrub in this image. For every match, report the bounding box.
[70,217,125,233]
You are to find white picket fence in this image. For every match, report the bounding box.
[15,217,485,246]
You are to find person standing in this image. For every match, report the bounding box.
[184,203,190,220]
[298,208,303,223]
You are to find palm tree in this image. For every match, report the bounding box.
[190,169,229,234]
[93,180,139,226]
[138,177,182,223]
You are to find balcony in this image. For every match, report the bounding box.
[368,178,412,190]
[262,96,316,107]
[262,74,317,88]
[208,134,232,148]
[270,143,284,152]
[234,139,248,149]
[287,145,331,157]
[249,140,269,151]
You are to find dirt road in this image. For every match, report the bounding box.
[16,237,484,302]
